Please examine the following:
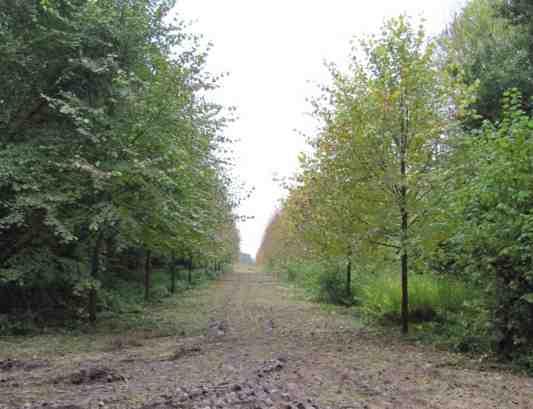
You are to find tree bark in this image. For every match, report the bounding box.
[400,216,409,334]
[89,233,104,323]
[144,249,152,301]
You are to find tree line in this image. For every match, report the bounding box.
[0,0,240,330]
[257,0,533,366]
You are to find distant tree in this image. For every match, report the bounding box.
[443,0,533,122]
[239,253,254,264]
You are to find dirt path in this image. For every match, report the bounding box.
[1,266,533,409]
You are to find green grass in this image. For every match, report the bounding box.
[274,261,476,323]
[357,272,473,321]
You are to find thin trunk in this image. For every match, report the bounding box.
[89,233,104,323]
[346,258,352,298]
[400,152,409,334]
[144,249,152,301]
[400,209,409,334]
[399,91,409,335]
[188,258,193,285]
[170,254,177,294]
[105,235,117,272]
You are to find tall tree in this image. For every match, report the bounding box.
[0,0,240,323]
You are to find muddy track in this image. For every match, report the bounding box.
[1,266,533,409]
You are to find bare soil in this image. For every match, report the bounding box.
[1,266,532,409]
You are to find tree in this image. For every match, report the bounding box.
[500,0,533,64]
[0,0,240,324]
[443,0,533,123]
[284,16,469,332]
[442,91,533,355]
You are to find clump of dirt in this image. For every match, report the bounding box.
[0,359,48,372]
[54,366,124,385]
[170,344,203,361]
[141,357,320,409]
[255,358,286,377]
[207,320,227,338]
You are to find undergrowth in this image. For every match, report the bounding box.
[0,268,224,357]
[0,267,223,337]
[277,261,490,351]
[357,272,473,321]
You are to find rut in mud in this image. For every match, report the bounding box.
[1,266,533,409]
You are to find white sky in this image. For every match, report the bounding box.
[174,0,465,258]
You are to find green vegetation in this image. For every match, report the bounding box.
[3,0,533,375]
[257,0,533,371]
[0,274,219,358]
[0,0,240,333]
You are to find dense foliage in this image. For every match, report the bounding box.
[0,0,240,330]
[258,1,533,367]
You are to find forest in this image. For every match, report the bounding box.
[257,0,533,369]
[0,0,241,332]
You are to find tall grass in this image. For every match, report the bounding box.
[277,260,490,354]
[357,272,472,321]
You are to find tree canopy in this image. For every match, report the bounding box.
[0,0,240,323]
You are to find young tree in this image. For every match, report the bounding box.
[310,17,469,333]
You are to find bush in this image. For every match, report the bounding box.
[443,95,533,357]
[282,261,354,305]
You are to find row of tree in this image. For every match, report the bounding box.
[257,0,533,359]
[0,0,240,325]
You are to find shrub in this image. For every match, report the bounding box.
[283,261,354,305]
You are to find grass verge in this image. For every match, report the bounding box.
[0,268,221,359]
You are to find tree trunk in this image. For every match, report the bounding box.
[89,233,104,323]
[399,149,409,334]
[400,227,409,334]
[144,249,152,301]
[346,258,352,298]
[105,234,117,273]
[400,168,409,334]
[170,254,177,294]
[399,90,410,335]
[188,258,193,285]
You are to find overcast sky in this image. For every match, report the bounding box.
[174,0,465,258]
